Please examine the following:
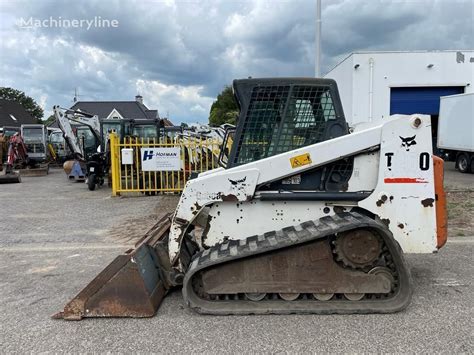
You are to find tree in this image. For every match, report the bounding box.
[0,87,44,122]
[43,114,56,126]
[209,86,239,126]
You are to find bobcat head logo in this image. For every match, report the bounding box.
[228,176,247,185]
[400,135,417,151]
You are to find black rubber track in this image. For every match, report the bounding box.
[182,212,413,315]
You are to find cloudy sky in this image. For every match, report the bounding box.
[0,0,472,123]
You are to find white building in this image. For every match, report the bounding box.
[324,51,474,132]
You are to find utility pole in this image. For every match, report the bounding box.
[315,0,322,77]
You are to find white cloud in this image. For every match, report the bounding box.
[135,79,214,123]
[0,0,472,124]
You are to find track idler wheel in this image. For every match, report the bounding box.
[279,293,300,301]
[368,266,395,291]
[245,293,266,301]
[344,293,365,301]
[313,293,334,301]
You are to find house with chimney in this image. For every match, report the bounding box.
[70,95,160,120]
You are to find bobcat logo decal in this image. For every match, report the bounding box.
[400,135,417,151]
[228,176,247,185]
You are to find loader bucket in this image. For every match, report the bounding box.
[53,214,172,320]
[19,163,49,176]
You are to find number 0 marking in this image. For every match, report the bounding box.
[419,152,430,171]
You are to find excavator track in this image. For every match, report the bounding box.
[183,212,412,315]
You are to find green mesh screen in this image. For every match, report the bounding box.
[234,85,337,165]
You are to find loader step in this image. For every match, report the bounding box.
[183,212,412,315]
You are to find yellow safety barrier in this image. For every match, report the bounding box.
[109,133,222,196]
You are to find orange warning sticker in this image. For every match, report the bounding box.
[290,153,312,169]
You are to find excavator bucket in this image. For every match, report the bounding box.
[0,170,21,184]
[53,214,172,320]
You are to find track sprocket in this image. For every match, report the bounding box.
[334,229,382,269]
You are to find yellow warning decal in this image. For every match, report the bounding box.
[290,153,312,168]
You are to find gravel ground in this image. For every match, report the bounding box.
[0,167,472,353]
[443,161,473,191]
[444,162,474,236]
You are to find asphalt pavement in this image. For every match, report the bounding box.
[0,168,472,353]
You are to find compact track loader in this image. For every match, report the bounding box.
[54,78,447,320]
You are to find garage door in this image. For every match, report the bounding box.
[390,87,464,115]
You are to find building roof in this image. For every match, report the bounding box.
[161,118,174,127]
[145,109,159,119]
[0,99,37,127]
[70,100,159,120]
